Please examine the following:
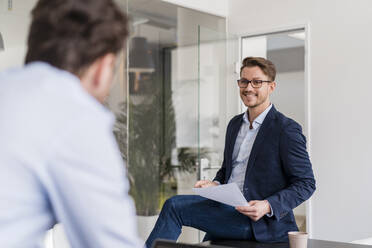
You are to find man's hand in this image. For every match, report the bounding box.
[235,200,271,222]
[194,180,219,188]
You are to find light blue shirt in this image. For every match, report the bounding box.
[0,63,141,248]
[227,104,273,191]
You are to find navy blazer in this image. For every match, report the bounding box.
[213,106,316,242]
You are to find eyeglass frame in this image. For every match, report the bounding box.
[237,78,272,88]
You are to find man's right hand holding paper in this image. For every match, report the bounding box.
[194,180,219,188]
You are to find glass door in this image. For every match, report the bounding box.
[108,2,239,243]
[197,25,239,192]
[193,25,239,242]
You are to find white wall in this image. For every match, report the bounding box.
[271,71,305,128]
[0,0,37,70]
[228,0,372,242]
[161,0,228,18]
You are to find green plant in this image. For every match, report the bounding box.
[114,83,179,215]
[113,47,211,216]
[114,93,210,216]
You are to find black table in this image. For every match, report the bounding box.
[205,239,372,248]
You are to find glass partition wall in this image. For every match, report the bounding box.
[107,0,238,243]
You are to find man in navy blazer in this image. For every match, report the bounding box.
[145,57,316,247]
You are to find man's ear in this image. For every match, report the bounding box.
[91,53,116,88]
[269,81,276,93]
[80,53,116,103]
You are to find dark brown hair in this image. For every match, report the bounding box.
[25,0,128,76]
[240,57,276,81]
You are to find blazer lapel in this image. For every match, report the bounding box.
[225,114,243,181]
[244,106,277,177]
[228,114,244,159]
[226,113,244,171]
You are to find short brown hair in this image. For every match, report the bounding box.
[25,0,128,76]
[240,57,276,81]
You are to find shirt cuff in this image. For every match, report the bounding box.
[213,180,221,185]
[266,201,274,217]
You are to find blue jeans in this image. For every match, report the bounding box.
[145,195,254,248]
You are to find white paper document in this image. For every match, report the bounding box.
[192,183,249,207]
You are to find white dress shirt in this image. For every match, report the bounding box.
[0,62,141,248]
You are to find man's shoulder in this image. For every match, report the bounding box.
[1,62,69,83]
[274,110,303,133]
[0,62,113,140]
[227,113,244,127]
[231,113,245,122]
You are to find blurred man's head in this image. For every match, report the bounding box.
[25,0,128,102]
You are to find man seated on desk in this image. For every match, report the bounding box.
[145,57,316,247]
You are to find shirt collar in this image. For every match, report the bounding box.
[29,61,115,125]
[243,104,273,129]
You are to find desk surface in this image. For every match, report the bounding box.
[208,239,371,248]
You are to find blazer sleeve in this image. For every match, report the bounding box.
[266,121,316,221]
[213,159,226,184]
